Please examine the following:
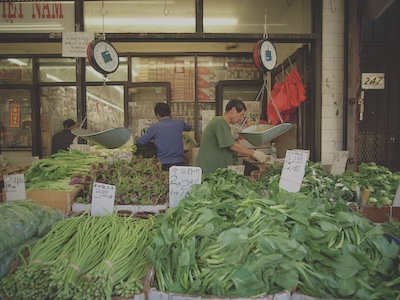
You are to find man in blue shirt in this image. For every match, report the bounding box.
[135,103,192,171]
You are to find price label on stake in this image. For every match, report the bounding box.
[279,150,308,193]
[169,166,202,208]
[91,182,116,216]
[227,165,245,175]
[3,174,26,201]
[330,151,349,175]
[113,151,133,162]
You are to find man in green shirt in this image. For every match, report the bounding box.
[196,99,269,174]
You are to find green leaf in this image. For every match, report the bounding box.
[275,268,299,291]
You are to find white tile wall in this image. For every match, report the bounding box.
[321,0,345,166]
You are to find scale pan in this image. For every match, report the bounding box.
[239,123,294,147]
[72,127,132,149]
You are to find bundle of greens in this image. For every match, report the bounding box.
[148,179,400,299]
[73,156,169,205]
[24,149,105,192]
[0,212,156,300]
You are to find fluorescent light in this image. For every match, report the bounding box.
[8,58,28,66]
[86,17,237,26]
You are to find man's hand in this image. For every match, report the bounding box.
[253,150,269,163]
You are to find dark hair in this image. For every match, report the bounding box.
[154,103,170,117]
[63,119,76,129]
[225,98,246,113]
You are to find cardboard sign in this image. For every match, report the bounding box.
[3,174,26,201]
[279,150,308,193]
[330,151,349,175]
[393,184,400,207]
[113,151,133,162]
[90,182,116,216]
[227,165,245,175]
[169,166,202,208]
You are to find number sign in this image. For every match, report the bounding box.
[169,166,202,208]
[90,182,116,216]
[361,73,385,90]
[3,174,26,201]
[279,150,308,193]
[330,151,349,175]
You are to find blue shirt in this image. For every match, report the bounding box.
[135,117,192,164]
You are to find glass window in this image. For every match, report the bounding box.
[0,58,33,83]
[39,58,76,82]
[204,0,312,34]
[86,57,128,82]
[40,86,77,157]
[84,0,195,33]
[86,85,125,132]
[0,89,32,149]
[131,56,195,101]
[0,2,74,33]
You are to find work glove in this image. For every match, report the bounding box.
[253,150,269,163]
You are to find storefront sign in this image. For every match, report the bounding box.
[0,2,74,33]
[9,103,20,128]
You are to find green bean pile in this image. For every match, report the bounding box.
[0,212,156,300]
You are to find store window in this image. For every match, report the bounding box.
[203,0,312,34]
[40,86,77,157]
[86,85,125,132]
[84,0,195,33]
[39,58,76,82]
[0,89,32,150]
[0,58,33,84]
[86,57,128,82]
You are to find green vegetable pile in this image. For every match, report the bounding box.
[24,149,105,192]
[148,177,400,299]
[382,217,400,240]
[73,156,169,205]
[0,212,156,300]
[0,200,64,279]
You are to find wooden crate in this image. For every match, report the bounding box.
[26,185,83,212]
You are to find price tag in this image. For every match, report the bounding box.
[227,165,245,175]
[330,151,349,175]
[169,166,202,208]
[279,150,308,193]
[393,184,400,207]
[31,156,39,164]
[3,174,26,201]
[90,182,116,216]
[112,151,133,162]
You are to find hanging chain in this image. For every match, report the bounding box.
[263,0,268,39]
[100,0,107,39]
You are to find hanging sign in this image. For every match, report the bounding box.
[169,166,202,208]
[90,182,116,216]
[9,103,20,128]
[279,150,308,193]
[361,73,385,90]
[4,174,26,201]
[330,151,349,175]
[62,32,94,58]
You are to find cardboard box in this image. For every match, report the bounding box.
[26,185,83,212]
[350,204,400,223]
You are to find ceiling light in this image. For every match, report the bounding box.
[8,58,28,66]
[86,17,238,26]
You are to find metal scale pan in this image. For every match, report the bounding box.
[238,123,294,147]
[72,127,132,149]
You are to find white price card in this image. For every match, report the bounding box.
[330,151,349,175]
[169,166,202,208]
[279,150,308,193]
[227,165,245,175]
[31,156,39,164]
[113,151,133,162]
[90,182,116,216]
[3,174,26,201]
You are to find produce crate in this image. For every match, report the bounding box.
[72,203,168,215]
[26,185,83,212]
[292,292,349,300]
[349,204,400,223]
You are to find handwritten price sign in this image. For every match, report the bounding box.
[330,151,349,175]
[279,150,308,193]
[3,174,26,201]
[90,182,116,216]
[169,166,202,208]
[112,151,133,162]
